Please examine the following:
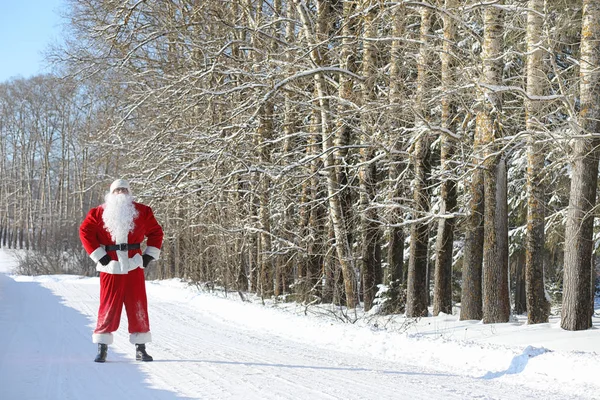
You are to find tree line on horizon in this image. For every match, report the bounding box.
[1,0,599,331]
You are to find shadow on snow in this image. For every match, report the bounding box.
[0,273,193,400]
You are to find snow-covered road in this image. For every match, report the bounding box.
[0,251,598,399]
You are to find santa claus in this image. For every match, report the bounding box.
[79,179,163,363]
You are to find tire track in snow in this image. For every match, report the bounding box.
[27,276,591,400]
[147,298,535,400]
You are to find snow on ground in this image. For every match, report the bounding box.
[1,248,600,400]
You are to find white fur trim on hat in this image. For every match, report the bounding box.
[110,179,131,194]
[130,332,152,344]
[93,332,114,345]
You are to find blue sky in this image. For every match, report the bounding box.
[0,0,65,82]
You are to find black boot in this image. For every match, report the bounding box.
[94,344,108,363]
[135,344,153,362]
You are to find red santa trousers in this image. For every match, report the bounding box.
[94,267,150,338]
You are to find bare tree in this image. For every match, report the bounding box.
[0,0,576,324]
[294,0,357,308]
[358,0,382,312]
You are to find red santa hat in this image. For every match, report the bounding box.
[109,179,131,194]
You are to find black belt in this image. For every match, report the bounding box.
[105,243,140,251]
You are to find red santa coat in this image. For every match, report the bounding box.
[80,202,164,274]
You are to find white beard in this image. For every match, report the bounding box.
[102,193,138,243]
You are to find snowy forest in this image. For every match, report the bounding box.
[0,0,598,331]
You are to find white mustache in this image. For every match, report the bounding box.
[102,193,138,242]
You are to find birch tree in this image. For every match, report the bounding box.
[294,0,357,308]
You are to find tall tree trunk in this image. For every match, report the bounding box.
[296,120,314,301]
[307,125,326,300]
[513,250,527,314]
[433,0,459,316]
[248,191,259,293]
[460,152,484,320]
[387,2,407,294]
[275,2,298,298]
[258,102,274,297]
[336,0,357,305]
[460,9,488,322]
[525,0,550,324]
[406,5,432,318]
[359,0,382,312]
[561,0,600,331]
[247,0,275,298]
[481,2,510,324]
[322,222,336,303]
[295,0,357,308]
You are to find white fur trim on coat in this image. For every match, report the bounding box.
[96,254,143,275]
[144,246,161,260]
[90,247,107,263]
[93,332,114,345]
[130,332,152,344]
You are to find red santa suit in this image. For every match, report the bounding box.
[79,201,163,346]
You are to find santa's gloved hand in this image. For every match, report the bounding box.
[143,254,154,268]
[99,255,111,266]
